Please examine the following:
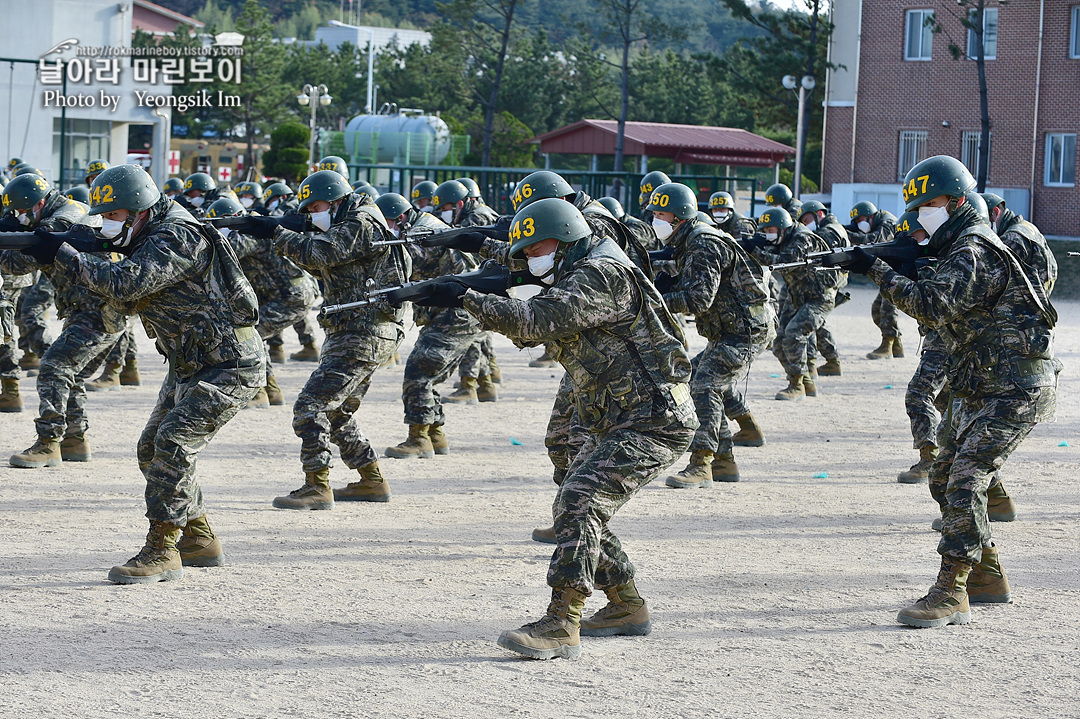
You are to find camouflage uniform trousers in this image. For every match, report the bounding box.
[457,332,493,379]
[293,329,401,472]
[723,384,750,420]
[772,285,821,368]
[871,291,901,337]
[930,387,1053,564]
[690,332,770,455]
[34,313,122,441]
[17,274,54,357]
[402,321,484,426]
[544,374,588,483]
[267,313,318,351]
[256,295,313,386]
[773,297,834,376]
[138,364,260,525]
[549,418,694,594]
[99,323,138,368]
[906,343,950,449]
[0,287,20,380]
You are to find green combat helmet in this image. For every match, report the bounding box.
[183,172,216,194]
[849,200,877,222]
[296,169,352,212]
[263,182,293,202]
[895,211,926,237]
[757,206,793,232]
[432,180,470,210]
[7,157,22,170]
[508,197,592,261]
[162,177,184,197]
[234,181,263,199]
[639,171,671,198]
[455,177,482,199]
[709,191,735,209]
[598,196,625,220]
[2,174,53,215]
[14,165,44,177]
[317,155,349,178]
[205,197,244,218]
[410,180,438,207]
[764,183,793,207]
[981,192,1006,215]
[512,170,573,212]
[901,155,976,211]
[85,159,110,184]
[375,192,412,221]
[63,186,91,204]
[646,182,698,220]
[799,200,827,223]
[88,164,161,216]
[697,211,717,227]
[352,183,380,200]
[965,191,989,222]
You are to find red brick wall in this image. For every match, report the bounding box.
[823,1,1080,236]
[822,106,853,188]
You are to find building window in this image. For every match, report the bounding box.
[51,118,111,188]
[1071,6,1080,58]
[966,7,998,60]
[905,10,934,61]
[1045,133,1076,187]
[898,130,928,182]
[961,131,992,178]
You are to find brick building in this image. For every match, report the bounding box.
[822,0,1080,239]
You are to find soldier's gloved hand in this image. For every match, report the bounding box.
[277,213,309,233]
[22,228,65,264]
[59,224,112,253]
[740,235,768,253]
[653,272,676,294]
[422,230,485,253]
[412,281,467,308]
[242,215,280,238]
[820,246,875,274]
[0,214,23,232]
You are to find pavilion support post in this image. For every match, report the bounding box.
[590,154,598,172]
[774,162,780,184]
[544,153,551,169]
[640,154,648,173]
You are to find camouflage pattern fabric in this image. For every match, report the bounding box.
[716,211,757,242]
[906,330,950,449]
[996,209,1057,295]
[463,234,697,594]
[845,209,896,246]
[227,229,318,341]
[456,199,499,228]
[723,383,751,420]
[17,273,54,357]
[871,292,901,338]
[0,286,20,380]
[99,324,138,368]
[544,373,587,481]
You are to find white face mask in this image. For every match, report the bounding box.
[100,218,126,240]
[389,226,400,238]
[310,210,332,232]
[857,220,871,233]
[239,197,254,209]
[764,230,779,243]
[527,251,558,285]
[440,209,455,224]
[16,212,31,226]
[712,209,730,222]
[420,205,433,214]
[652,218,673,241]
[918,205,950,238]
[188,196,204,208]
[267,199,280,211]
[805,220,817,232]
[991,220,997,233]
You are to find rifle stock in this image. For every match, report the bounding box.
[0,232,39,250]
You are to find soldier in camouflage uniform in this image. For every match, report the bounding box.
[271,170,410,509]
[846,200,902,359]
[15,272,52,372]
[421,198,696,659]
[709,191,757,241]
[599,196,661,253]
[0,263,33,410]
[37,163,266,583]
[177,172,218,218]
[831,156,1061,628]
[798,200,849,377]
[0,175,124,464]
[636,170,671,222]
[764,183,802,221]
[646,183,773,489]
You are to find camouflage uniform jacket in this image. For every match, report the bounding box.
[52,197,265,383]
[868,205,1059,402]
[996,209,1057,295]
[662,220,772,342]
[816,213,849,248]
[457,198,500,228]
[846,209,896,245]
[463,235,697,435]
[268,197,299,217]
[228,228,317,306]
[274,192,410,339]
[754,224,842,304]
[622,213,660,251]
[717,211,757,242]
[406,210,479,330]
[572,192,652,276]
[0,191,120,326]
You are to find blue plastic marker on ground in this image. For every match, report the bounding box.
[1059,441,1069,447]
[510,437,524,446]
[883,384,893,389]
[770,374,782,378]
[813,472,828,479]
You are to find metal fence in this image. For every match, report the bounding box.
[348,162,762,218]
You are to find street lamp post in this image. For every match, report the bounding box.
[783,74,816,197]
[297,83,333,171]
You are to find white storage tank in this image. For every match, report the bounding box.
[344,105,451,165]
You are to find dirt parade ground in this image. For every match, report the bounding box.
[1,283,1077,718]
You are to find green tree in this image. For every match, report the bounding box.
[262,121,310,183]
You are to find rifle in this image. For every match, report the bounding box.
[1068,252,1080,257]
[0,224,112,252]
[767,235,933,280]
[0,232,40,250]
[418,216,512,248]
[321,259,542,315]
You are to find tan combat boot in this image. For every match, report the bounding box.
[531,525,557,544]
[711,450,740,483]
[529,350,558,368]
[987,480,1017,522]
[731,413,765,447]
[898,445,937,484]
[580,580,652,637]
[10,437,62,468]
[60,433,92,462]
[268,344,286,363]
[892,336,905,358]
[273,468,334,510]
[385,424,434,459]
[265,373,285,406]
[497,587,587,660]
[477,374,498,403]
[665,450,714,489]
[966,544,1011,603]
[177,514,225,567]
[290,342,320,362]
[246,386,270,409]
[443,376,479,404]
[896,557,972,628]
[0,377,23,413]
[818,357,842,376]
[18,351,39,370]
[119,357,141,386]
[775,374,806,401]
[867,336,894,360]
[428,424,449,455]
[333,462,391,502]
[803,368,818,397]
[488,357,502,384]
[107,521,184,584]
[86,362,122,392]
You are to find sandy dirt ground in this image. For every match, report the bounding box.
[1,283,1077,719]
